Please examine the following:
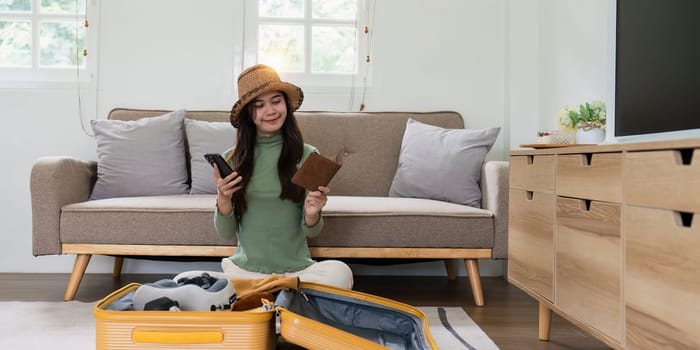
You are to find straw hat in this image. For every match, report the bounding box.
[230,64,304,128]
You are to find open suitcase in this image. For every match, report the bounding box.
[94,281,438,350]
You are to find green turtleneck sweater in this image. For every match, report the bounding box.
[214,134,323,274]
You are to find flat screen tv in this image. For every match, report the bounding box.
[613,0,700,140]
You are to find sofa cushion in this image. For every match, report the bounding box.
[184,118,236,194]
[322,196,492,218]
[389,118,500,208]
[313,196,494,248]
[60,195,494,249]
[61,195,230,246]
[89,110,189,200]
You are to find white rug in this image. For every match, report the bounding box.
[420,307,500,350]
[0,301,498,350]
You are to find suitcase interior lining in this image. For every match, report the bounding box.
[275,288,428,349]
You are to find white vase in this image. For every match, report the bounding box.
[576,127,605,144]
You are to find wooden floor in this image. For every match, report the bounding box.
[0,273,610,350]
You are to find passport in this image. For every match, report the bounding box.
[291,149,344,191]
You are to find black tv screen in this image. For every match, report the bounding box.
[615,0,700,137]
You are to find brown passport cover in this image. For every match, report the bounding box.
[291,150,344,191]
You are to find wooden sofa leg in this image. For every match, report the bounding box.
[444,259,457,280]
[464,259,484,306]
[64,254,91,301]
[113,256,124,278]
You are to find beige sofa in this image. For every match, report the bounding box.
[30,109,509,304]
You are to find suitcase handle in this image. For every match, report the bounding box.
[132,327,224,344]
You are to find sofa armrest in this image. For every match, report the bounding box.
[31,157,97,256]
[481,161,509,259]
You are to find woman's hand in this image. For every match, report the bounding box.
[304,186,329,226]
[214,164,243,216]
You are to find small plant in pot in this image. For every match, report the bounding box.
[558,100,606,144]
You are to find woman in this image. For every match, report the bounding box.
[206,64,353,289]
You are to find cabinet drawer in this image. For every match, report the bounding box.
[624,149,700,212]
[509,155,554,192]
[507,189,554,301]
[556,197,622,342]
[557,153,622,202]
[624,205,700,350]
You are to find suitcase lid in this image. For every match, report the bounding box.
[273,282,438,350]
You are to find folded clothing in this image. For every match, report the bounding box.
[230,275,299,310]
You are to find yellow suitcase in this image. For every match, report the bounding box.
[94,282,438,350]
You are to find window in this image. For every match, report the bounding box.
[244,0,367,87]
[0,0,96,83]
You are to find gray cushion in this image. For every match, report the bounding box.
[89,109,189,200]
[184,118,236,194]
[389,118,500,207]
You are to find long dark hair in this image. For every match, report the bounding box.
[228,93,305,222]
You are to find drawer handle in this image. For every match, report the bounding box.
[677,211,694,228]
[526,191,534,200]
[678,148,694,166]
[132,328,224,344]
[580,153,593,166]
[579,199,592,211]
[527,155,534,165]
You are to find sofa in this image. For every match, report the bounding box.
[30,108,509,305]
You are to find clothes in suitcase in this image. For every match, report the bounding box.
[94,281,438,350]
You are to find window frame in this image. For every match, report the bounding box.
[242,0,367,88]
[0,0,98,86]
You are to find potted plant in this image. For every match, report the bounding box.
[558,100,606,144]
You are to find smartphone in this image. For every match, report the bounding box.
[204,153,234,178]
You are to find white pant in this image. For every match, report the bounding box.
[173,258,354,290]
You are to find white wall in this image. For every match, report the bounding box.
[535,0,610,133]
[1,0,611,277]
[507,0,539,150]
[507,0,610,149]
[97,0,241,111]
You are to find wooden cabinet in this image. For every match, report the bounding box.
[508,189,554,301]
[624,149,700,212]
[557,152,622,202]
[624,205,700,350]
[556,197,622,342]
[509,155,555,192]
[508,139,700,350]
[508,154,556,302]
